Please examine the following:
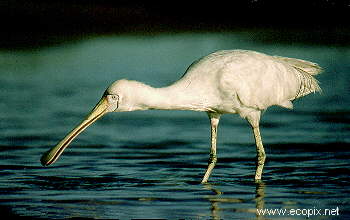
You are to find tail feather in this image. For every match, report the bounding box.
[274,55,322,99]
[294,68,322,99]
[274,56,323,75]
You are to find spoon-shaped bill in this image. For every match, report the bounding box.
[40,97,109,166]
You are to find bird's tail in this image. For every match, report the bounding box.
[274,56,322,99]
[274,56,323,75]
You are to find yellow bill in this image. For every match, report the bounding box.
[41,97,109,166]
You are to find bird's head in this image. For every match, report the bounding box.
[40,79,146,166]
[105,79,150,112]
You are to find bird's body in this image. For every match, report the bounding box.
[109,50,320,115]
[41,49,322,183]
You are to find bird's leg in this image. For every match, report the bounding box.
[247,112,266,181]
[252,126,266,181]
[201,113,220,184]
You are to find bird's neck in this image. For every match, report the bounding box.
[136,83,209,112]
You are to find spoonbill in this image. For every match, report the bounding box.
[41,50,322,183]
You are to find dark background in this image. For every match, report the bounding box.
[1,0,349,48]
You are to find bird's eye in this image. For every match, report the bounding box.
[107,94,119,103]
[110,95,119,100]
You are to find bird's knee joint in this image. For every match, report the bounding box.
[256,149,266,158]
[208,153,218,164]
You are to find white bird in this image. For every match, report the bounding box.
[41,50,322,183]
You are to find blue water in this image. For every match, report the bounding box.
[0,33,349,219]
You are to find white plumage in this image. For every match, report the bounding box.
[41,49,322,183]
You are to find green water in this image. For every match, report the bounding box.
[0,33,349,219]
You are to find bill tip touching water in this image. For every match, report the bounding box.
[40,49,322,183]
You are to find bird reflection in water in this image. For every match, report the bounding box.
[202,182,266,220]
[255,182,267,220]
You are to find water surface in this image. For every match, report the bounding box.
[0,33,349,219]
